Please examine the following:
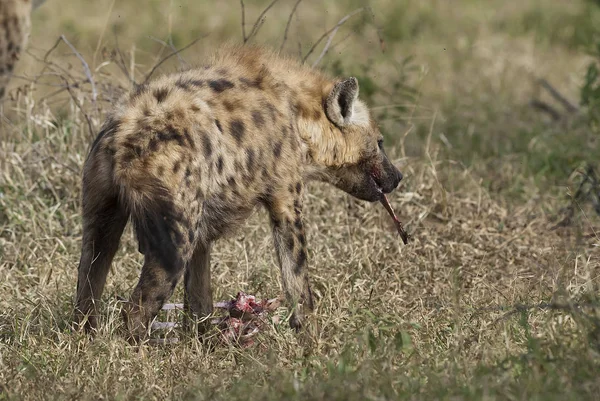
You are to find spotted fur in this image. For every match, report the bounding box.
[74,44,403,342]
[0,0,45,101]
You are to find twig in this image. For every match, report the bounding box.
[279,0,303,54]
[142,37,203,85]
[60,35,98,108]
[148,35,188,68]
[303,8,365,65]
[538,78,579,114]
[92,0,116,69]
[245,0,280,44]
[56,75,96,141]
[240,0,247,43]
[112,29,137,86]
[530,99,561,121]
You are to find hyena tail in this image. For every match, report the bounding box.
[113,160,184,273]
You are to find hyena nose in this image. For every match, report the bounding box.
[395,167,403,185]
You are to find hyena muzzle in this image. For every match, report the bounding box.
[73,46,403,342]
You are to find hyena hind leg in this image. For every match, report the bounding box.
[183,241,214,335]
[120,191,198,343]
[74,176,128,334]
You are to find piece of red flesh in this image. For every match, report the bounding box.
[380,194,410,244]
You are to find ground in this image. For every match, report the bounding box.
[1,0,600,400]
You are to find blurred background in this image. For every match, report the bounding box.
[9,0,600,193]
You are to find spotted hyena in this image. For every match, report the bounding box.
[74,45,403,341]
[0,0,45,100]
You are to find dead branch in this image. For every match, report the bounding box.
[538,78,579,114]
[113,30,137,86]
[59,35,98,108]
[279,0,303,54]
[148,35,189,68]
[303,8,365,65]
[142,37,203,85]
[240,0,247,43]
[56,74,96,140]
[529,99,561,121]
[243,0,280,44]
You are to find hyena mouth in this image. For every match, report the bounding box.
[370,172,410,245]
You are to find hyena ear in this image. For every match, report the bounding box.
[325,77,359,127]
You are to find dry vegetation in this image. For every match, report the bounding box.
[1,0,600,399]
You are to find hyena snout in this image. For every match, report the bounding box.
[376,157,403,194]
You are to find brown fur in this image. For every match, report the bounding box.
[74,44,403,342]
[0,0,45,101]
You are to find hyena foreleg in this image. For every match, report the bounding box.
[268,189,314,331]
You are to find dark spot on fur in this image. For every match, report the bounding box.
[296,182,302,194]
[202,135,212,158]
[239,75,263,89]
[223,100,236,112]
[273,141,282,158]
[209,79,234,93]
[188,229,195,243]
[313,109,322,120]
[196,188,204,199]
[287,235,295,251]
[294,217,303,230]
[190,105,200,112]
[295,249,307,274]
[288,184,294,193]
[154,87,170,103]
[149,138,159,152]
[264,102,277,121]
[173,161,181,174]
[185,167,192,179]
[246,148,255,172]
[157,166,165,176]
[298,233,306,246]
[175,78,204,91]
[157,127,185,147]
[228,176,237,187]
[183,129,195,150]
[252,110,265,128]
[215,120,223,133]
[230,120,245,144]
[217,156,224,174]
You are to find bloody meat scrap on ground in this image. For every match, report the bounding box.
[213,292,281,347]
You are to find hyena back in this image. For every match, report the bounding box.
[74,45,403,341]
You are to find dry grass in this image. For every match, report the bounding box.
[1,0,600,400]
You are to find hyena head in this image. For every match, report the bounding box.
[300,77,403,202]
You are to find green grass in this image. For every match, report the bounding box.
[1,0,600,400]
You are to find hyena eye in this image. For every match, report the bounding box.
[377,139,384,149]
